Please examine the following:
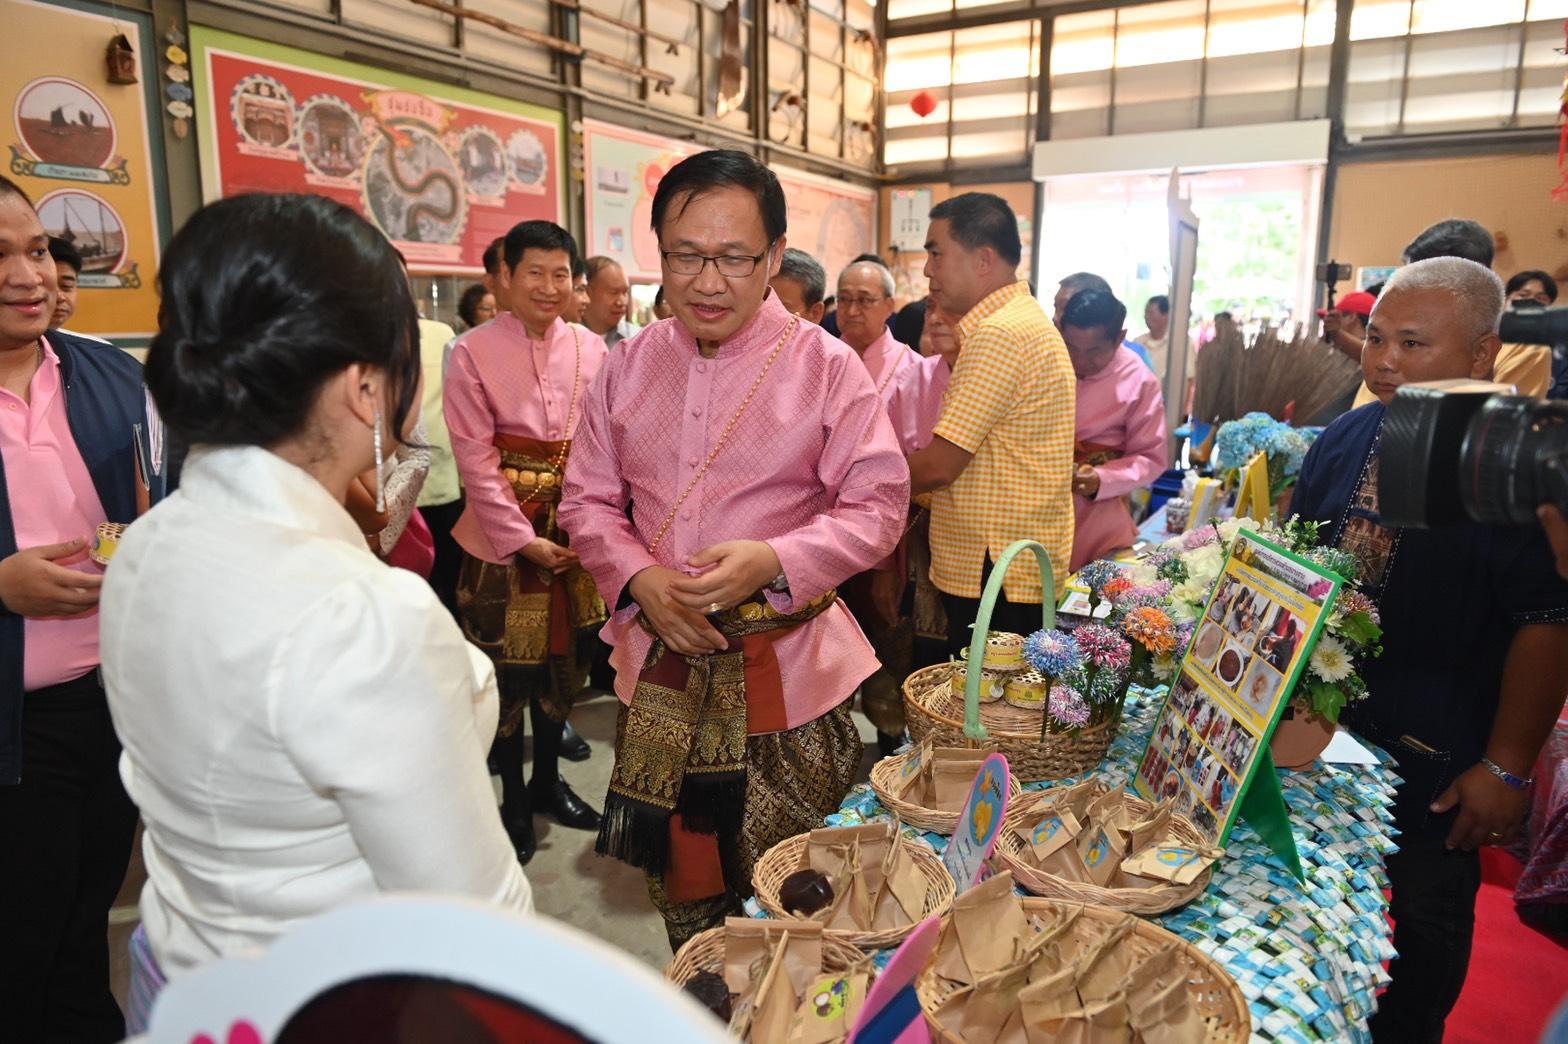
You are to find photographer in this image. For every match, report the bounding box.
[1289,257,1568,1043]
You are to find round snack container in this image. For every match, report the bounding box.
[953,666,1008,704]
[1002,669,1047,711]
[983,631,1025,671]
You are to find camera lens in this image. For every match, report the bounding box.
[1458,396,1568,526]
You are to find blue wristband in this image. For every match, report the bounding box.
[1482,757,1532,790]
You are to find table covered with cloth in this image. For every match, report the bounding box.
[744,690,1400,1044]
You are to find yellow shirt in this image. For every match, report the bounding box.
[929,281,1076,604]
[1350,341,1553,408]
[416,318,462,507]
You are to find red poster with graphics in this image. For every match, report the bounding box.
[195,29,563,273]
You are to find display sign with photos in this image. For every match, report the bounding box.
[1133,531,1343,846]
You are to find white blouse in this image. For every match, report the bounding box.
[101,445,531,978]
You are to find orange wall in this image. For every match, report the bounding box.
[874,180,1037,306]
[1327,151,1568,282]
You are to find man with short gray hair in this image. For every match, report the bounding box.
[1290,255,1568,1042]
[769,247,826,324]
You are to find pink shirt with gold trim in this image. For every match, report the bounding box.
[444,313,608,565]
[560,292,911,732]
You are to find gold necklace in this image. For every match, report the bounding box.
[514,324,582,511]
[646,315,800,553]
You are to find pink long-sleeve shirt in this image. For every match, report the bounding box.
[876,335,951,456]
[0,338,107,691]
[1071,345,1169,570]
[559,292,912,732]
[444,313,608,564]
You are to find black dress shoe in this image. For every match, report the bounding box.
[532,779,603,831]
[560,721,592,762]
[504,816,537,866]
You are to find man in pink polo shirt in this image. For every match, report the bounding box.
[0,175,158,1041]
[561,150,909,948]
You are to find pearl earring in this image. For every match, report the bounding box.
[372,409,385,513]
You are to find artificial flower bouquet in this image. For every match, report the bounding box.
[1068,517,1382,725]
[1212,412,1317,502]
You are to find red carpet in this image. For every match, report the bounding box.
[1444,848,1568,1042]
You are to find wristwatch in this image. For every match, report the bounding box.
[1481,757,1533,790]
[768,571,789,593]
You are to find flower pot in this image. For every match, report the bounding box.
[1270,705,1335,769]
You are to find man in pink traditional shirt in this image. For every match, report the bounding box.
[1061,290,1169,569]
[445,220,610,865]
[833,258,952,753]
[560,150,910,948]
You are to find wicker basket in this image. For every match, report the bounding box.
[901,540,1120,785]
[868,748,1025,835]
[752,831,957,951]
[991,782,1215,915]
[918,899,1251,1043]
[664,924,872,988]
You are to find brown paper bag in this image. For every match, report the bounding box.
[747,934,805,1044]
[871,832,928,931]
[825,852,872,932]
[1022,991,1133,1044]
[1125,804,1172,857]
[1119,844,1221,887]
[788,967,871,1044]
[1128,977,1205,1044]
[723,919,825,1000]
[1051,778,1103,822]
[1026,808,1084,864]
[1085,786,1131,839]
[1074,917,1138,1002]
[1077,821,1129,887]
[1119,943,1181,1010]
[1026,906,1088,968]
[930,752,987,813]
[890,741,931,801]
[950,871,1031,978]
[932,962,1033,1044]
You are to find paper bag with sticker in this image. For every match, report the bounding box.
[870,828,927,931]
[1085,785,1132,840]
[1120,843,1221,886]
[1076,820,1129,887]
[1049,778,1102,822]
[938,870,1031,982]
[1128,977,1205,1044]
[1126,803,1172,857]
[930,749,988,812]
[1021,991,1133,1044]
[1026,807,1083,864]
[1074,917,1138,1002]
[788,966,871,1044]
[932,962,1033,1044]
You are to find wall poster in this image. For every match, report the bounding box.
[191,26,564,273]
[4,0,171,341]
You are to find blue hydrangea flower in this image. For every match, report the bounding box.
[1076,560,1124,596]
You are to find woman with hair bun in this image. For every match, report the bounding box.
[98,194,531,1031]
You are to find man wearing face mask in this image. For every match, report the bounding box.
[1060,290,1168,570]
[445,220,609,865]
[561,150,909,948]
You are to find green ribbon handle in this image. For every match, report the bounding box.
[962,540,1057,742]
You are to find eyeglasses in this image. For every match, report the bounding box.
[836,295,888,310]
[662,250,767,278]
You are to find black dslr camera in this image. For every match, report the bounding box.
[1380,380,1568,528]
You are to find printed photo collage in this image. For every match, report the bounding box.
[1136,540,1330,841]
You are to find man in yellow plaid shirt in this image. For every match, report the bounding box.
[906,193,1076,651]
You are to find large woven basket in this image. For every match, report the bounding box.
[868,748,1025,835]
[752,831,957,951]
[902,540,1120,785]
[918,899,1251,1043]
[664,924,872,988]
[991,783,1216,915]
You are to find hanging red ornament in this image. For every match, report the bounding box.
[909,90,938,118]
